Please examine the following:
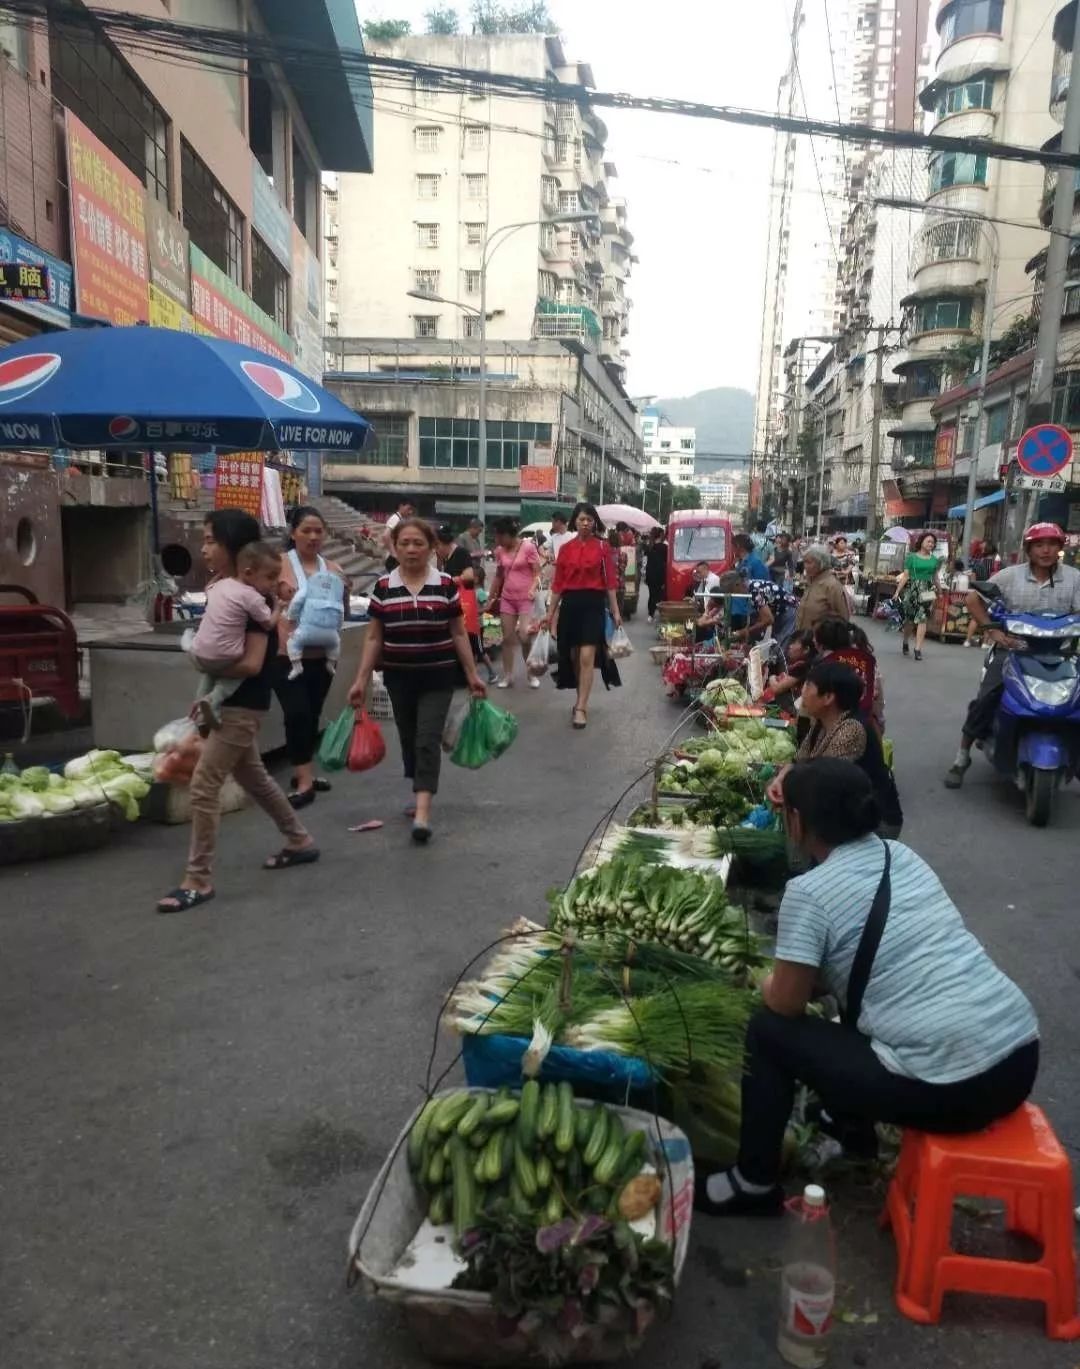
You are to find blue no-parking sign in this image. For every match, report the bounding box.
[1016,423,1073,478]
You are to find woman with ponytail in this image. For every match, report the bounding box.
[696,758,1039,1217]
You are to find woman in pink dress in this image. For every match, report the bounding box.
[489,517,543,689]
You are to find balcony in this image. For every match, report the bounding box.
[534,299,601,344]
[1051,3,1075,123]
[1040,146,1080,227]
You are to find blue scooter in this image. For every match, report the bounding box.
[975,582,1080,826]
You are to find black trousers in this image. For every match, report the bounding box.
[737,1006,1038,1186]
[272,657,333,767]
[646,581,663,616]
[962,650,1005,743]
[385,676,454,794]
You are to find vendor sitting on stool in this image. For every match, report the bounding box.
[695,571,765,645]
[696,758,1039,1217]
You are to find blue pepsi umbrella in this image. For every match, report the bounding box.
[0,327,370,453]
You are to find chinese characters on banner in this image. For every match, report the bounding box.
[934,427,956,471]
[215,453,265,517]
[65,110,149,325]
[145,195,194,332]
[189,244,292,362]
[519,464,559,495]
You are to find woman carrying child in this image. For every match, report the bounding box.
[273,506,348,810]
[157,509,317,913]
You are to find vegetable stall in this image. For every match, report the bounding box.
[348,700,796,1363]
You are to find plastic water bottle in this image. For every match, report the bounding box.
[1,753,18,777]
[778,1183,836,1368]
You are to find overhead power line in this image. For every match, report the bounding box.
[4,0,1080,171]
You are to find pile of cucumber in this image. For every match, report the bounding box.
[408,1082,653,1238]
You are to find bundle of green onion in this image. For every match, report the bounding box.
[564,982,751,1074]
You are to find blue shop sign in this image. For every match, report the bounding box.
[0,229,73,328]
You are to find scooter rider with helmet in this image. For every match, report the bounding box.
[945,523,1080,787]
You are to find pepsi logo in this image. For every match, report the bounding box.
[241,360,321,415]
[0,352,61,407]
[108,416,140,440]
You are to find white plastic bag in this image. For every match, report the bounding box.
[527,630,552,678]
[609,626,634,659]
[441,693,470,753]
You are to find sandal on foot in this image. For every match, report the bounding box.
[572,708,587,730]
[693,1169,784,1218]
[291,777,333,794]
[264,846,320,870]
[411,821,432,844]
[288,788,316,810]
[156,887,215,914]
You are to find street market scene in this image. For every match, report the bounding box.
[4,2,1080,1368]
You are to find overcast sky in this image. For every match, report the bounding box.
[355,1,791,400]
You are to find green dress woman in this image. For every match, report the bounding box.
[894,532,941,661]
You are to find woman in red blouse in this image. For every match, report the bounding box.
[545,503,623,729]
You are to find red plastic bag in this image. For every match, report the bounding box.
[346,709,386,772]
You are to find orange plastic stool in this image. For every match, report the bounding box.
[881,1104,1080,1339]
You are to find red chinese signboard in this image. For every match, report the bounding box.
[65,111,149,325]
[215,452,265,518]
[519,464,559,495]
[189,244,292,362]
[934,427,956,471]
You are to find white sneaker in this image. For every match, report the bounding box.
[496,678,511,689]
[529,677,540,689]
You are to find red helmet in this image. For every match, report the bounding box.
[1023,522,1066,546]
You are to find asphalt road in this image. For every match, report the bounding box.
[2,618,1077,1369]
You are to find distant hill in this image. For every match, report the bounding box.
[654,388,754,460]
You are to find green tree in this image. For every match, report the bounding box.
[669,484,702,511]
[471,1,555,34]
[426,6,460,32]
[363,18,412,40]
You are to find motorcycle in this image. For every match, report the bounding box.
[974,582,1080,826]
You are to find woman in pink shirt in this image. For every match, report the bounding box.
[489,517,542,689]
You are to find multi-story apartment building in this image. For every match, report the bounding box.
[638,405,697,489]
[0,0,372,607]
[892,0,1055,522]
[325,33,638,516]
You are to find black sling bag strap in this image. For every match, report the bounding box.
[841,840,892,1032]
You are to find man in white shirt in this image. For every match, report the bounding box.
[383,498,415,569]
[547,512,574,562]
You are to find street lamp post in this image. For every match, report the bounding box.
[876,198,999,559]
[408,211,596,526]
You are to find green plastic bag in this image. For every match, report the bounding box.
[450,697,519,769]
[317,706,355,772]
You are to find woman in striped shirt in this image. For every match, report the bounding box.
[348,518,486,842]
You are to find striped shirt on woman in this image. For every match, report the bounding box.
[776,834,1037,1084]
[368,566,463,690]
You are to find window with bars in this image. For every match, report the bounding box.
[464,173,487,200]
[414,315,439,338]
[344,414,409,466]
[181,138,244,285]
[464,221,486,246]
[415,125,442,152]
[414,268,440,293]
[541,175,559,208]
[463,269,481,295]
[416,173,441,199]
[462,315,481,338]
[50,23,171,202]
[465,125,487,152]
[415,75,439,105]
[540,224,556,253]
[559,190,579,213]
[467,78,486,99]
[418,418,552,470]
[416,222,440,248]
[538,270,556,298]
[568,231,580,260]
[251,231,290,330]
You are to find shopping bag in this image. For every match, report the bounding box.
[347,709,386,772]
[526,630,552,678]
[317,706,355,772]
[442,693,470,753]
[605,609,616,643]
[609,626,634,659]
[450,697,519,769]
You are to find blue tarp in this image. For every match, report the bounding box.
[947,488,1007,519]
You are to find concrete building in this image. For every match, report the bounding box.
[892,0,1055,522]
[322,336,642,518]
[324,32,637,515]
[638,405,697,489]
[0,0,372,609]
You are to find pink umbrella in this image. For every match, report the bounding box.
[596,503,661,533]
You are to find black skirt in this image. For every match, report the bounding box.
[554,589,622,690]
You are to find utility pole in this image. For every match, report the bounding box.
[1023,1,1080,531]
[866,326,885,540]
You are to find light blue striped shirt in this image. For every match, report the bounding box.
[776,835,1038,1083]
